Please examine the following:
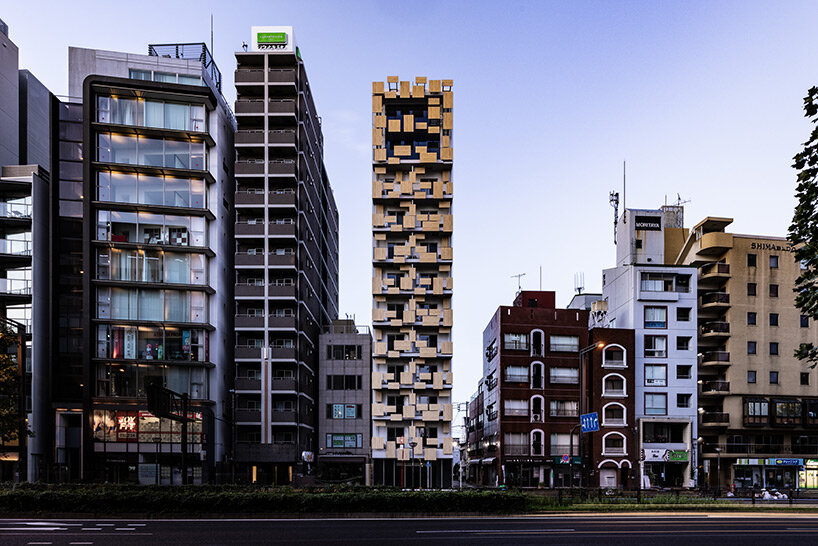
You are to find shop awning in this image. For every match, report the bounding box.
[481,457,496,465]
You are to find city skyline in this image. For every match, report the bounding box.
[2,0,816,410]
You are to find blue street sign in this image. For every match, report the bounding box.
[580,412,599,433]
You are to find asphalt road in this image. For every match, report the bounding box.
[2,514,818,545]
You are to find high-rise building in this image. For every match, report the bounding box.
[232,26,339,484]
[600,205,699,488]
[371,76,454,488]
[66,43,235,483]
[676,217,818,491]
[317,319,372,483]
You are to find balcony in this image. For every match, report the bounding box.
[268,223,296,237]
[268,254,296,267]
[235,160,296,177]
[504,408,529,417]
[697,232,733,256]
[702,321,730,338]
[268,316,296,329]
[700,262,730,281]
[271,410,298,423]
[504,374,529,383]
[503,445,529,456]
[235,283,264,297]
[235,129,296,147]
[270,378,297,392]
[267,69,296,83]
[235,222,266,236]
[267,99,296,115]
[235,345,262,359]
[235,409,261,423]
[701,412,730,427]
[234,69,265,84]
[702,292,730,309]
[550,444,578,457]
[235,252,265,266]
[701,351,730,367]
[268,285,296,298]
[602,446,627,456]
[704,443,786,456]
[235,377,261,391]
[503,341,529,351]
[235,314,264,328]
[269,191,296,206]
[701,380,730,396]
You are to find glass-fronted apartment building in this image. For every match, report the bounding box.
[68,44,235,483]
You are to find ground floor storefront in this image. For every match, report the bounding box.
[373,458,452,488]
[316,457,369,484]
[729,458,803,491]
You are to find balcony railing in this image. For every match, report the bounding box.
[0,202,31,219]
[702,351,730,364]
[503,445,529,456]
[550,408,579,417]
[504,374,529,383]
[0,278,31,295]
[702,380,730,393]
[549,343,579,352]
[504,408,528,417]
[550,376,579,385]
[702,292,730,305]
[702,321,730,335]
[701,412,730,424]
[550,444,579,456]
[701,262,730,277]
[0,240,31,256]
[602,446,627,456]
[504,340,529,351]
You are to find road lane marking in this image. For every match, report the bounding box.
[127,523,146,526]
[115,528,135,531]
[81,528,103,531]
[417,529,575,533]
[26,543,52,545]
[70,542,94,545]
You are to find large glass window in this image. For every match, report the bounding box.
[549,335,579,352]
[744,398,769,425]
[550,367,579,384]
[96,133,206,170]
[774,400,802,426]
[98,288,206,322]
[98,172,206,209]
[645,364,667,386]
[644,306,667,328]
[97,325,206,362]
[644,335,667,358]
[97,210,207,247]
[644,393,667,415]
[95,361,208,399]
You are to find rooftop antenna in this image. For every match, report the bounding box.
[609,191,620,244]
[511,273,526,294]
[622,160,627,223]
[674,193,691,207]
[574,272,585,295]
[210,14,214,55]
[539,265,542,290]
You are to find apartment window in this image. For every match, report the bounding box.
[744,398,768,425]
[802,372,810,386]
[644,335,667,358]
[677,393,691,409]
[770,255,779,268]
[326,433,363,449]
[326,345,363,360]
[635,239,643,249]
[748,253,757,267]
[503,333,528,351]
[676,365,692,380]
[325,375,362,390]
[327,404,362,420]
[770,284,779,298]
[504,365,528,383]
[645,364,667,387]
[774,400,802,426]
[748,341,757,355]
[769,313,779,327]
[747,283,757,296]
[549,335,579,352]
[549,400,578,417]
[644,306,667,328]
[503,399,528,417]
[770,342,779,356]
[645,393,667,415]
[676,307,691,321]
[676,336,691,351]
[747,312,757,326]
[386,427,403,442]
[802,315,810,328]
[550,432,579,456]
[770,371,779,384]
[747,370,757,384]
[550,367,579,384]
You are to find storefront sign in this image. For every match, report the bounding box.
[768,458,803,466]
[553,456,581,465]
[736,458,763,465]
[257,32,287,45]
[667,450,688,462]
[805,459,818,469]
[643,449,667,462]
[635,215,661,231]
[750,241,796,253]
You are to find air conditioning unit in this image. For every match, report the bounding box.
[533,413,543,422]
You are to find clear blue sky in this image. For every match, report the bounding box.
[4,0,817,407]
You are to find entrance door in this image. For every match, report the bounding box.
[600,468,617,487]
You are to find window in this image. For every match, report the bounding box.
[676,307,691,321]
[326,404,362,419]
[744,398,768,425]
[603,403,626,425]
[503,399,528,417]
[676,336,691,351]
[386,427,403,442]
[129,69,151,80]
[603,374,626,396]
[645,364,667,386]
[549,367,579,384]
[802,315,810,328]
[747,370,757,384]
[602,433,626,455]
[326,345,363,360]
[774,400,802,426]
[643,422,685,443]
[645,393,667,415]
[603,346,626,367]
[770,255,779,268]
[748,341,757,355]
[504,365,528,383]
[676,365,692,380]
[326,433,363,449]
[770,284,779,298]
[504,432,529,456]
[549,400,578,417]
[747,312,757,325]
[748,253,757,267]
[644,306,667,328]
[550,432,579,456]
[640,272,690,293]
[770,371,779,384]
[769,313,779,327]
[635,239,643,249]
[747,283,757,296]
[770,342,779,356]
[325,375,362,390]
[644,335,667,358]
[503,332,528,351]
[549,335,579,352]
[802,372,810,386]
[677,393,691,408]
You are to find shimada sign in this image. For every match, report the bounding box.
[251,26,295,52]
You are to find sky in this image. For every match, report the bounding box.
[4,0,818,411]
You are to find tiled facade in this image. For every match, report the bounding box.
[371,77,454,488]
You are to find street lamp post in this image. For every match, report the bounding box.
[577,342,605,489]
[715,446,722,498]
[409,440,417,490]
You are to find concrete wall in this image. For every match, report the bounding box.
[0,28,19,166]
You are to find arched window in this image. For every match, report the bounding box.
[603,344,626,368]
[531,429,544,456]
[602,402,627,426]
[531,361,544,389]
[602,432,627,456]
[530,395,544,423]
[602,373,626,397]
[531,329,544,356]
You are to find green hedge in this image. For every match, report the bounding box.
[0,484,530,515]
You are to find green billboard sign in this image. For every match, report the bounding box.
[257,32,287,44]
[667,450,688,462]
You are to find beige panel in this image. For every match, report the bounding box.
[373,115,386,128]
[404,215,416,229]
[433,372,443,389]
[372,94,383,112]
[384,91,397,99]
[394,145,412,156]
[374,247,387,260]
[374,148,386,162]
[443,215,453,231]
[441,341,453,354]
[412,85,425,98]
[422,410,438,422]
[402,310,416,323]
[420,152,437,162]
[399,371,412,385]
[420,347,437,359]
[372,436,385,450]
[442,309,453,326]
[442,404,453,421]
[441,147,453,161]
[442,112,453,129]
[399,81,410,97]
[403,114,414,132]
[372,403,385,417]
[388,119,401,132]
[372,81,385,94]
[443,437,453,455]
[372,128,383,146]
[429,80,441,93]
[385,442,396,458]
[402,404,415,418]
[428,106,441,119]
[373,341,387,355]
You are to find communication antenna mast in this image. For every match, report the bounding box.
[609,191,620,244]
[511,273,526,293]
[574,272,585,295]
[622,161,627,223]
[674,193,691,207]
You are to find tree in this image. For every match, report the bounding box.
[0,329,25,445]
[790,86,818,367]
